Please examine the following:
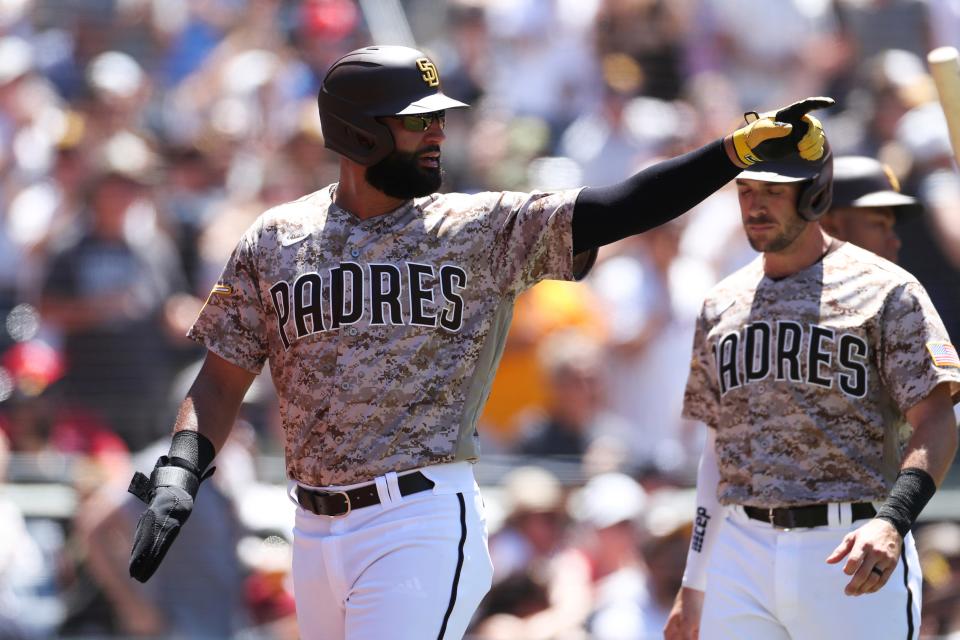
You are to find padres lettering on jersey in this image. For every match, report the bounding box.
[268,262,468,348]
[189,184,591,485]
[683,242,960,508]
[714,321,868,397]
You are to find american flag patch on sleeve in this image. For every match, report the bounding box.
[926,342,960,368]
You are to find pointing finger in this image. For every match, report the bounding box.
[776,97,836,123]
[826,534,854,564]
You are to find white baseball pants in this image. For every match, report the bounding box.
[701,504,922,640]
[290,462,493,640]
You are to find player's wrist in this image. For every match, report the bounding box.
[875,467,937,538]
[168,429,217,476]
[722,134,750,169]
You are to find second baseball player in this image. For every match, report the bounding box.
[665,143,960,639]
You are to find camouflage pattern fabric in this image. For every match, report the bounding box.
[683,241,960,508]
[189,184,587,485]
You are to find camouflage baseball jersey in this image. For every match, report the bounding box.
[189,184,588,486]
[683,241,960,508]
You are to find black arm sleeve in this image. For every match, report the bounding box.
[572,139,741,254]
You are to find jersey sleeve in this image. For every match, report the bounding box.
[487,188,594,295]
[682,305,721,428]
[879,281,960,411]
[188,227,270,374]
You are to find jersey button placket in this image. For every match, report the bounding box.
[335,227,369,408]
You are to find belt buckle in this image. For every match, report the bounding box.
[302,488,353,518]
[325,490,352,518]
[767,508,778,527]
[768,508,791,530]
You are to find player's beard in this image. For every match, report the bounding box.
[745,213,808,253]
[365,146,443,199]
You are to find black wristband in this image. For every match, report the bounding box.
[168,430,216,476]
[875,467,937,538]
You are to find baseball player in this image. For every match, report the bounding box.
[819,155,923,264]
[665,144,960,640]
[124,45,831,640]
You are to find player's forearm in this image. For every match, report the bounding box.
[681,427,725,591]
[571,139,741,253]
[900,384,959,485]
[173,358,253,455]
[875,384,957,538]
[174,377,243,451]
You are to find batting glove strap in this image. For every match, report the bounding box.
[875,467,937,538]
[128,471,154,503]
[127,456,215,505]
[731,117,790,166]
[154,464,201,496]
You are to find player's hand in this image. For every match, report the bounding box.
[664,586,704,640]
[825,518,902,596]
[729,97,835,166]
[127,456,211,582]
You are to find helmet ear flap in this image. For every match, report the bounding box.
[318,90,395,165]
[797,145,834,221]
[317,46,469,166]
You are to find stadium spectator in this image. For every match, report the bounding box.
[514,330,631,462]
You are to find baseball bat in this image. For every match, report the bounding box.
[928,46,960,169]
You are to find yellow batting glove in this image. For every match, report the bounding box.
[732,118,793,166]
[731,97,834,166]
[796,114,826,161]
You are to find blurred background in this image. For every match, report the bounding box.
[0,0,959,638]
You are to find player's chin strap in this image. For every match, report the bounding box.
[874,467,937,538]
[128,456,216,504]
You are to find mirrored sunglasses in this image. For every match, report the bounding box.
[397,111,446,132]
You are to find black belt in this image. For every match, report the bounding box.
[296,471,435,517]
[743,503,876,529]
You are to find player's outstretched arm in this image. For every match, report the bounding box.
[826,383,958,596]
[572,97,834,254]
[665,428,725,640]
[127,351,255,582]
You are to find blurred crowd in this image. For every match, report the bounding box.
[0,0,959,637]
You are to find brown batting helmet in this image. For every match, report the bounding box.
[740,140,834,221]
[318,46,469,166]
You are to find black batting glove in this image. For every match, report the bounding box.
[127,455,214,582]
[732,96,835,165]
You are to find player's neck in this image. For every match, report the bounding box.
[335,161,407,220]
[762,226,834,280]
